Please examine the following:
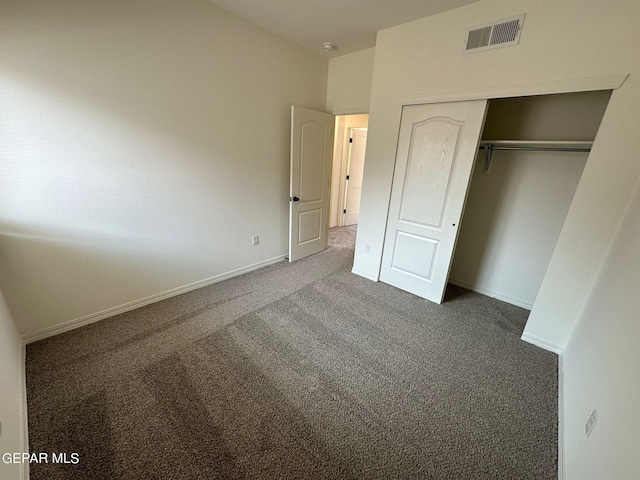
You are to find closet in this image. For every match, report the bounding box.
[448,90,612,309]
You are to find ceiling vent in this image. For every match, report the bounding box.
[463,14,525,54]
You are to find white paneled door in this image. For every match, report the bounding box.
[380,100,488,303]
[289,106,334,262]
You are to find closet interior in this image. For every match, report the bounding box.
[449,90,612,309]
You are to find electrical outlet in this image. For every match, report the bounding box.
[252,235,259,246]
[585,409,598,437]
[364,243,370,253]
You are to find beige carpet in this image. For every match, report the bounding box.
[26,226,558,479]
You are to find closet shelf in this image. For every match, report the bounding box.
[478,140,593,174]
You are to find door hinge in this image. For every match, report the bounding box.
[349,138,353,143]
[343,209,347,214]
[346,175,350,180]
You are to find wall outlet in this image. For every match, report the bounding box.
[364,243,371,253]
[585,409,598,437]
[252,235,259,246]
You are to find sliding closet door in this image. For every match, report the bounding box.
[380,100,488,303]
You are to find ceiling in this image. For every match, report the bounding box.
[205,0,483,57]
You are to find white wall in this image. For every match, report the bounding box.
[326,48,375,115]
[561,177,640,479]
[352,0,640,352]
[326,46,375,228]
[0,0,328,338]
[450,150,587,308]
[0,290,27,480]
[450,92,610,308]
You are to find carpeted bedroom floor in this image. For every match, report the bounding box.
[26,226,558,479]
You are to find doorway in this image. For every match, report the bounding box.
[449,90,612,309]
[329,114,369,228]
[379,90,611,308]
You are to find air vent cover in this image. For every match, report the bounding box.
[463,14,525,53]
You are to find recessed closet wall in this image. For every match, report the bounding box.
[449,90,612,309]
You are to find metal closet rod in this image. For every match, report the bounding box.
[479,145,592,153]
[479,141,592,174]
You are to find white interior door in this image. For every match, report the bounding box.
[380,100,488,303]
[344,128,367,226]
[289,106,334,262]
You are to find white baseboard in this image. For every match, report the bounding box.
[448,278,534,310]
[351,267,378,282]
[520,331,563,355]
[20,343,30,480]
[558,352,565,480]
[22,255,286,344]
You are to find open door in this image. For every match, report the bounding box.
[289,106,334,262]
[379,100,488,303]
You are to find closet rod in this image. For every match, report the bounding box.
[479,143,592,174]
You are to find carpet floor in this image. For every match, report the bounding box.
[26,226,558,479]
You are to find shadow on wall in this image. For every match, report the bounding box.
[451,149,511,287]
[0,0,328,335]
[0,220,221,335]
[0,69,257,335]
[450,148,588,307]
